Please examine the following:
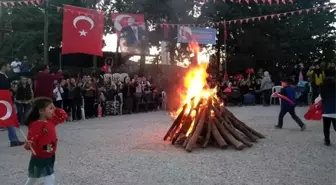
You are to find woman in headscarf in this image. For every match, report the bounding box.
[260,71,274,106]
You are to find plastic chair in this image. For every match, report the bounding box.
[270,86,282,105]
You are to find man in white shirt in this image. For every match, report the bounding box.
[11,58,22,73]
[53,84,64,108]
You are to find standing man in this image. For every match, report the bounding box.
[10,58,22,74]
[0,61,24,147]
[34,65,62,98]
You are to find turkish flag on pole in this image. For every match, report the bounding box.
[0,90,19,128]
[62,5,104,56]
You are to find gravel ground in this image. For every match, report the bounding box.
[0,106,335,185]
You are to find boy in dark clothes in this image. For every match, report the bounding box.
[275,78,307,131]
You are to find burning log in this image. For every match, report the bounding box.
[163,41,264,152]
[164,98,265,152]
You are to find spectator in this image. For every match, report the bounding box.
[307,63,325,102]
[260,71,274,106]
[53,81,64,108]
[68,78,82,121]
[134,78,143,112]
[122,76,135,114]
[0,61,24,147]
[83,79,96,118]
[34,65,62,98]
[320,77,336,146]
[293,63,307,83]
[61,78,70,113]
[15,77,33,125]
[21,56,32,73]
[11,58,22,74]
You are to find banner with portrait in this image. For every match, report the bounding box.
[112,13,149,55]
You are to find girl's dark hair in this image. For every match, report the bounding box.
[24,97,53,126]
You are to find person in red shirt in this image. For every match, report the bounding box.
[23,97,67,185]
[34,65,63,99]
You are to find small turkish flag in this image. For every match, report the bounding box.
[62,5,104,56]
[272,92,294,105]
[0,90,19,128]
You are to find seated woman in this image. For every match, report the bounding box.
[241,79,256,105]
[226,81,242,106]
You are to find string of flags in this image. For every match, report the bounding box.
[1,1,334,28]
[197,0,294,5]
[50,4,334,28]
[157,5,334,28]
[50,4,104,18]
[0,0,43,7]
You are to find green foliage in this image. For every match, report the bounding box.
[0,0,86,61]
[0,0,334,72]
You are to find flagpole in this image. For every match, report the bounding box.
[43,0,49,65]
[19,128,36,155]
[223,20,227,75]
[59,52,62,70]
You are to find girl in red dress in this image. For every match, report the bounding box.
[23,97,67,185]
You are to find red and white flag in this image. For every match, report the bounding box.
[0,90,19,128]
[62,5,104,56]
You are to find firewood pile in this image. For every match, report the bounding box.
[164,97,265,152]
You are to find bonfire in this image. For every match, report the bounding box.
[163,42,265,152]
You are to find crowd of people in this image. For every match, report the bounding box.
[1,59,335,148]
[11,66,165,123]
[217,62,336,107]
[0,61,166,147]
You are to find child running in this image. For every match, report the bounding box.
[275,78,306,131]
[23,97,67,185]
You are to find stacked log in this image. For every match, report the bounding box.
[163,97,265,152]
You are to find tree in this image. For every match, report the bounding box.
[199,0,335,73]
[0,0,86,61]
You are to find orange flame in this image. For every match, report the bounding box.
[171,42,217,136]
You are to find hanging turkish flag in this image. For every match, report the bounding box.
[62,5,104,56]
[268,0,272,4]
[281,0,286,4]
[254,0,258,3]
[0,90,19,128]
